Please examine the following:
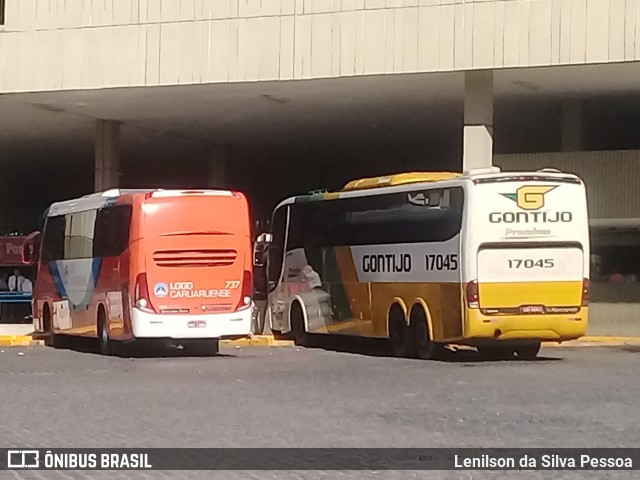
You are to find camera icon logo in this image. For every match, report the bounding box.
[7,450,40,469]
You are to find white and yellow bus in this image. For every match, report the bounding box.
[255,167,589,360]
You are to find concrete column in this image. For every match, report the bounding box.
[561,99,584,152]
[95,120,120,191]
[208,144,226,188]
[463,70,494,171]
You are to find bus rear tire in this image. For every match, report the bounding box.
[410,307,442,361]
[514,342,541,360]
[42,304,57,348]
[290,302,308,346]
[388,305,414,358]
[98,307,116,356]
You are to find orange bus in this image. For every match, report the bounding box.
[25,189,254,355]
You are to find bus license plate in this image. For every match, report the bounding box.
[520,305,544,314]
[188,320,207,328]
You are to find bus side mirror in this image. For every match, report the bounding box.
[253,233,273,267]
[22,231,41,266]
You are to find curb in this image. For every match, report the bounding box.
[2,334,639,349]
[221,336,294,347]
[544,336,640,347]
[0,335,45,347]
[220,336,640,348]
[0,334,293,348]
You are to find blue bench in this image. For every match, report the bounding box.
[0,292,32,303]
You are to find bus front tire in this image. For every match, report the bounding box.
[388,306,414,358]
[290,302,308,346]
[514,342,541,360]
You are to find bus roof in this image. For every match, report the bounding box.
[47,189,238,216]
[343,172,461,191]
[274,168,583,211]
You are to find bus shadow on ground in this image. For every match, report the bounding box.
[49,336,235,359]
[300,334,561,363]
[621,345,640,354]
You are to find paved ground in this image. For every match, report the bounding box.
[1,337,639,480]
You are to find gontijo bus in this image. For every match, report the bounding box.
[255,167,589,360]
[25,189,254,355]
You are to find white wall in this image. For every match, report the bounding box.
[1,0,640,93]
[495,150,640,220]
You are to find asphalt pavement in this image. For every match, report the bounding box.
[1,337,639,480]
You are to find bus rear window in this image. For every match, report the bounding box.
[141,197,250,238]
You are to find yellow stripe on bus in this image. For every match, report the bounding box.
[479,281,582,308]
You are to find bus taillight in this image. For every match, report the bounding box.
[134,273,156,313]
[582,278,590,307]
[466,280,479,308]
[236,270,253,311]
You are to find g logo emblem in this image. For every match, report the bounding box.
[501,186,557,211]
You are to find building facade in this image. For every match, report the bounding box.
[1,0,640,334]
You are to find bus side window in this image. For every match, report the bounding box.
[337,186,464,246]
[288,201,324,249]
[93,206,133,257]
[41,215,65,262]
[267,207,288,288]
[64,210,96,260]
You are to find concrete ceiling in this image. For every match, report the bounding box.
[0,71,464,159]
[1,61,640,166]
